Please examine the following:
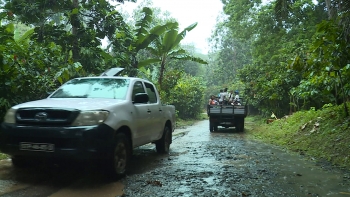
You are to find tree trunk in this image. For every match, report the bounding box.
[289,95,292,115]
[158,55,167,90]
[129,56,138,77]
[71,0,80,62]
[337,70,349,117]
[325,0,337,20]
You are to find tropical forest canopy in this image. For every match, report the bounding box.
[0,0,208,120]
[209,0,350,117]
[0,0,349,120]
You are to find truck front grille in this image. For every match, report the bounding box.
[16,108,79,126]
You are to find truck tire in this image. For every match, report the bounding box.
[214,125,218,132]
[108,133,131,178]
[156,125,172,154]
[209,121,214,132]
[236,118,245,132]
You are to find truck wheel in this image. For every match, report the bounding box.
[109,133,131,178]
[214,125,218,131]
[236,118,245,132]
[156,125,172,154]
[209,121,214,132]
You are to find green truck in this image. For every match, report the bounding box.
[207,99,248,132]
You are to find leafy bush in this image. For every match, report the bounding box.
[161,71,205,119]
[0,22,84,118]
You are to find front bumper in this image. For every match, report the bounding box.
[0,123,115,160]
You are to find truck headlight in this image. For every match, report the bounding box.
[3,108,17,124]
[71,111,109,126]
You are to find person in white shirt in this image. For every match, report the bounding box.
[228,90,234,104]
[233,90,241,105]
[223,88,229,104]
[219,89,227,105]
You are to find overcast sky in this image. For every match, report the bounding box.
[120,0,224,54]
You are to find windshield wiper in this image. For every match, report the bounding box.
[69,95,88,98]
[51,95,88,98]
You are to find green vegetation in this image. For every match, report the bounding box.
[0,0,207,121]
[208,0,350,169]
[0,153,8,160]
[209,0,350,117]
[246,103,350,170]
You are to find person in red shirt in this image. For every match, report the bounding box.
[209,95,218,105]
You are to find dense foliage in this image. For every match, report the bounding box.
[0,0,207,120]
[160,69,205,119]
[209,0,350,117]
[0,19,84,116]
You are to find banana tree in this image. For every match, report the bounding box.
[138,22,208,89]
[108,7,171,76]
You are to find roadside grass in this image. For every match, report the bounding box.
[0,153,9,160]
[245,103,350,170]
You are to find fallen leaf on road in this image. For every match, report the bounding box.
[146,180,163,187]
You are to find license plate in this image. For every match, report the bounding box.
[20,142,55,152]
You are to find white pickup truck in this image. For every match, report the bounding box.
[0,68,176,178]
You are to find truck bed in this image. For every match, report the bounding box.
[208,105,245,115]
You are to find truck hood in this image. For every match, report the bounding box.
[12,98,125,111]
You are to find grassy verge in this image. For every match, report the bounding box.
[245,103,350,170]
[0,153,9,160]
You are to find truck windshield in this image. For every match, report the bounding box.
[50,78,130,99]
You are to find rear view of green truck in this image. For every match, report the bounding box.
[207,99,248,132]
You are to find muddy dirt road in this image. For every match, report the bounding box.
[0,120,349,197]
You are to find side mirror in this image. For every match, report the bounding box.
[134,93,149,103]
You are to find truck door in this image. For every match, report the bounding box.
[131,81,153,146]
[144,82,163,140]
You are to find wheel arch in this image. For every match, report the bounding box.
[115,126,133,154]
